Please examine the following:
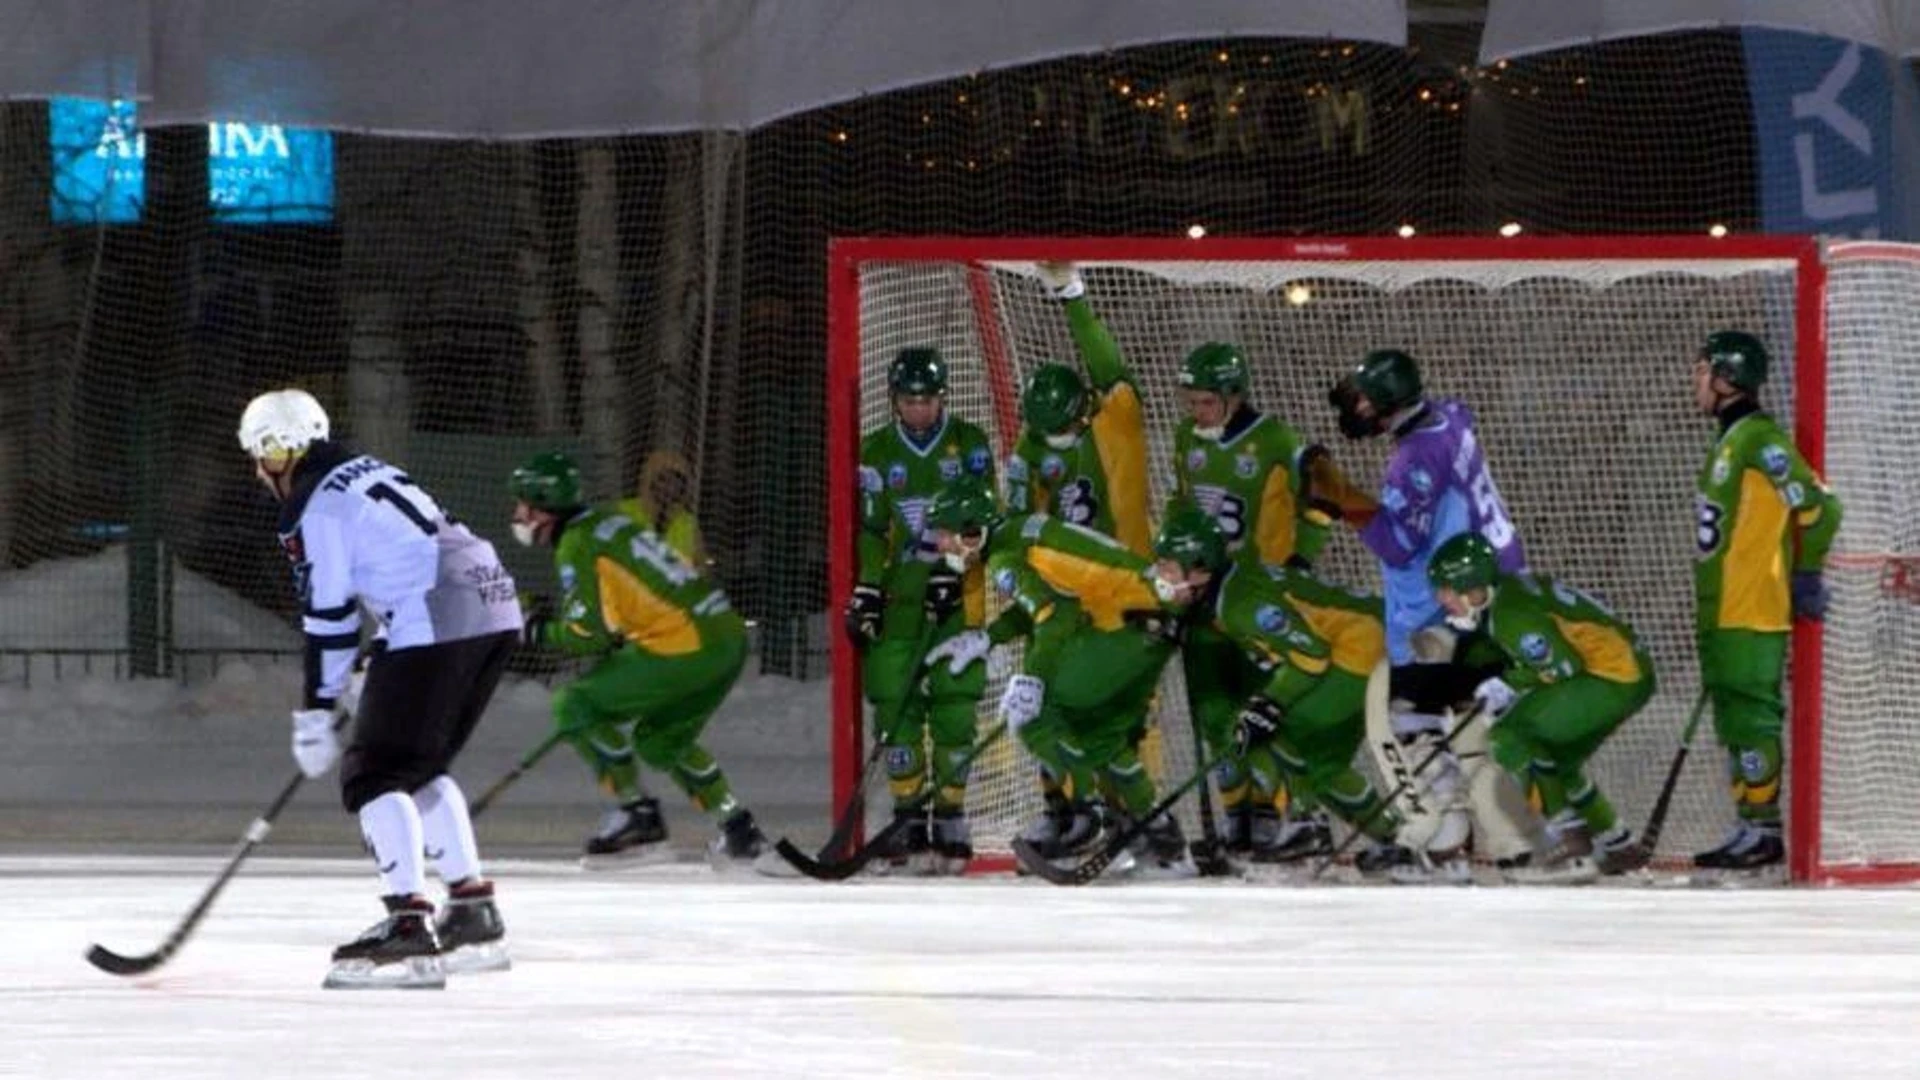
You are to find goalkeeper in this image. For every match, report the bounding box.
[1172,340,1374,857]
[1427,532,1652,880]
[1149,507,1414,874]
[847,347,997,873]
[1688,331,1841,872]
[507,451,772,870]
[921,478,1194,875]
[1003,260,1155,855]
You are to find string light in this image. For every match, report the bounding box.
[1286,283,1313,306]
[1187,223,1207,239]
[1709,224,1729,238]
[1397,223,1417,238]
[1498,222,1523,237]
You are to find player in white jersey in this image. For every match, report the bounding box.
[239,389,523,989]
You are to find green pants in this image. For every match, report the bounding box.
[1699,628,1786,822]
[862,573,986,815]
[1016,620,1175,819]
[1490,661,1654,836]
[553,628,748,820]
[1244,669,1395,839]
[1183,623,1266,814]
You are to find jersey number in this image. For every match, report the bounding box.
[1058,477,1100,527]
[369,478,438,536]
[1696,496,1724,557]
[630,531,699,588]
[1214,493,1247,544]
[1469,471,1516,549]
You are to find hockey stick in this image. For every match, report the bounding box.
[809,624,942,861]
[1184,709,1234,877]
[469,731,566,818]
[1635,687,1710,857]
[1013,751,1222,886]
[86,713,353,978]
[776,720,1008,881]
[1309,699,1486,880]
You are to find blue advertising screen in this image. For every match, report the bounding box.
[50,97,335,225]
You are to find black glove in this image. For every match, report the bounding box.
[1234,696,1285,756]
[923,567,964,625]
[845,584,885,645]
[1124,609,1185,646]
[519,594,554,648]
[1284,553,1314,572]
[1790,570,1829,622]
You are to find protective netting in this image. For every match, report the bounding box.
[840,241,1920,872]
[1817,244,1920,876]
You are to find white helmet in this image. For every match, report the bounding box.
[238,389,330,461]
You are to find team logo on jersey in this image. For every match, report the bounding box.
[1186,448,1207,472]
[967,447,990,475]
[1235,453,1258,479]
[1737,749,1768,782]
[1408,468,1435,496]
[1253,604,1291,635]
[1711,455,1731,485]
[859,465,883,494]
[1518,632,1550,664]
[939,457,962,481]
[888,463,909,490]
[559,565,577,592]
[1006,456,1029,483]
[1760,444,1791,479]
[1041,454,1065,481]
[1784,481,1806,507]
[993,567,1017,596]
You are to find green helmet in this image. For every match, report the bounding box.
[1352,349,1423,413]
[889,347,949,397]
[1427,532,1498,593]
[1019,363,1089,436]
[1701,330,1769,392]
[926,476,1001,534]
[1154,503,1229,573]
[1179,342,1250,397]
[509,450,583,512]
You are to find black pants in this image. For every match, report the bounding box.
[1388,627,1508,717]
[339,630,517,813]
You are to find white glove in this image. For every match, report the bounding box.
[925,629,991,675]
[999,674,1046,735]
[1472,677,1518,721]
[291,708,342,778]
[1035,260,1085,300]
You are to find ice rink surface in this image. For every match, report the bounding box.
[7,856,1920,1079]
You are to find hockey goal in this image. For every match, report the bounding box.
[826,235,1920,884]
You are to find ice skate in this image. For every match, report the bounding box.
[1594,826,1653,877]
[929,811,974,876]
[323,894,445,990]
[1690,822,1785,886]
[1252,810,1334,865]
[580,798,673,870]
[709,809,792,876]
[867,809,932,876]
[1391,844,1473,886]
[433,878,510,974]
[1500,817,1599,886]
[1123,814,1196,880]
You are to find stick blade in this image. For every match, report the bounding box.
[773,837,867,882]
[86,943,165,977]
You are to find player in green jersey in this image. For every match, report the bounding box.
[1172,341,1373,856]
[508,451,772,870]
[920,477,1195,874]
[1689,330,1841,871]
[1150,507,1415,874]
[1429,533,1655,880]
[847,347,997,873]
[1002,261,1159,854]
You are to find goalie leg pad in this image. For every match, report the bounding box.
[1449,714,1536,863]
[1365,661,1460,850]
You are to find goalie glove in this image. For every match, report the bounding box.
[290,707,343,779]
[998,674,1046,736]
[924,629,990,676]
[844,584,884,645]
[1034,260,1085,301]
[1472,676,1518,722]
[923,567,964,625]
[1234,696,1285,755]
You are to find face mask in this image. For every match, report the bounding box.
[1043,430,1081,451]
[512,521,539,547]
[1152,568,1194,605]
[1444,585,1492,631]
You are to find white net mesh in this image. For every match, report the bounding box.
[845,240,1886,870]
[1817,243,1920,875]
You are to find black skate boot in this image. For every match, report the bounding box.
[872,808,933,876]
[1693,821,1783,877]
[324,894,444,990]
[1253,811,1334,865]
[930,811,974,876]
[1354,840,1418,878]
[582,797,670,868]
[1594,826,1652,876]
[1222,805,1253,856]
[435,878,510,975]
[709,809,771,869]
[1128,814,1196,878]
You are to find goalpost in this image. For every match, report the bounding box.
[827,235,1920,884]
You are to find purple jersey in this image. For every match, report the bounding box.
[1357,399,1525,663]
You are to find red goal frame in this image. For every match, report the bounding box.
[826,234,1870,883]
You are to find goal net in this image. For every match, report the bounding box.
[828,236,1920,884]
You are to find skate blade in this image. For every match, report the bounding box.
[323,954,446,990]
[580,844,677,872]
[1684,863,1787,889]
[440,941,511,975]
[1501,858,1601,887]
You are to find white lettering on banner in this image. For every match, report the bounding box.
[1789,41,1880,232]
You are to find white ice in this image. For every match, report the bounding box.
[7,856,1920,1080]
